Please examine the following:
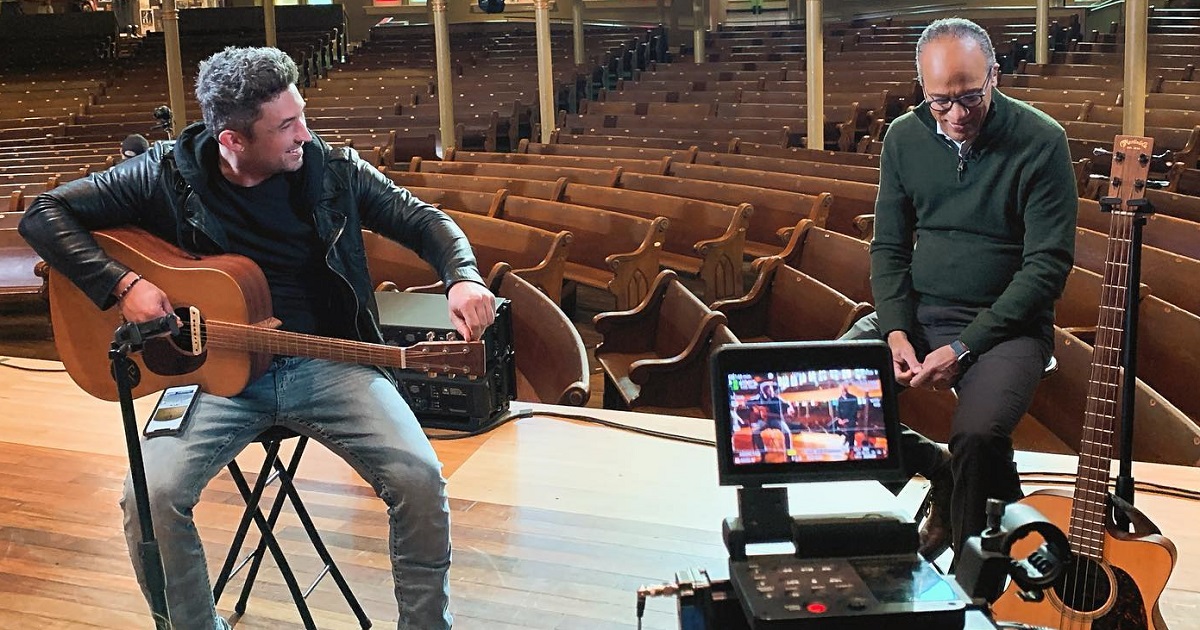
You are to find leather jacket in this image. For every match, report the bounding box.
[18,122,484,346]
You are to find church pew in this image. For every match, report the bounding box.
[1146,188,1200,224]
[445,148,673,176]
[517,140,698,164]
[486,262,590,407]
[711,256,871,343]
[559,182,752,301]
[616,171,830,259]
[1073,226,1200,317]
[492,193,668,311]
[770,219,873,306]
[594,269,731,414]
[410,157,621,187]
[1077,198,1200,261]
[385,170,565,201]
[363,210,572,304]
[674,160,877,238]
[1025,326,1200,466]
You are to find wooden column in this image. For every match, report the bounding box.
[573,0,585,66]
[161,0,187,132]
[535,0,557,143]
[1124,0,1148,136]
[431,0,457,153]
[692,0,705,63]
[1035,0,1049,65]
[805,0,823,150]
[263,0,277,48]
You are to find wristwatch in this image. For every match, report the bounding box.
[950,339,972,365]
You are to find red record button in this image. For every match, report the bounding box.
[805,602,828,614]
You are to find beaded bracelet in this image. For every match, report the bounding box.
[115,274,144,302]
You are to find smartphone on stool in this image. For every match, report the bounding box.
[143,384,201,437]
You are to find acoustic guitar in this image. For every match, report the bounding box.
[990,136,1176,629]
[47,226,486,401]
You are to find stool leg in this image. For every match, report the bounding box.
[219,440,319,630]
[232,436,302,614]
[213,448,277,603]
[272,437,373,629]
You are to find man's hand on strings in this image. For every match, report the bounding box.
[447,281,496,341]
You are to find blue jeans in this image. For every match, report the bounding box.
[120,357,452,630]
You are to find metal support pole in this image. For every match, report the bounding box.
[161,0,187,130]
[805,0,824,150]
[535,0,557,142]
[432,0,457,153]
[573,0,585,66]
[263,0,277,49]
[692,0,705,64]
[1124,0,1148,136]
[1036,0,1050,65]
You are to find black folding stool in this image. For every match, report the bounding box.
[212,426,372,629]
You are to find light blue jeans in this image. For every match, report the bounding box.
[120,357,452,630]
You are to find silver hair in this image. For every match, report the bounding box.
[915,18,997,85]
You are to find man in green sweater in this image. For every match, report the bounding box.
[843,18,1077,561]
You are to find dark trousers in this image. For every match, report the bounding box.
[842,306,1050,553]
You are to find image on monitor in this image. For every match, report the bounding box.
[711,341,904,486]
[726,368,888,466]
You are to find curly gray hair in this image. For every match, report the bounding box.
[195,46,299,138]
[915,18,997,85]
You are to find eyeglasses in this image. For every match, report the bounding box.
[925,68,993,113]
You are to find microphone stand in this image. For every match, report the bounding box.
[110,315,179,629]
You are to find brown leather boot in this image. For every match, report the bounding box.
[918,461,954,561]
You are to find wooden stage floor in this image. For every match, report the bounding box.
[1,356,1199,629]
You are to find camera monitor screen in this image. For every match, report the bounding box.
[711,341,905,487]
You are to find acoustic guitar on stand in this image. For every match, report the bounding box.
[46,226,486,401]
[989,136,1176,629]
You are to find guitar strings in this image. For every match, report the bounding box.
[1059,200,1135,630]
[183,319,481,374]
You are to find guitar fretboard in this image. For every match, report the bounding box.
[195,320,476,374]
[1068,207,1138,560]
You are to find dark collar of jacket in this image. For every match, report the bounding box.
[912,87,1012,156]
[165,121,347,254]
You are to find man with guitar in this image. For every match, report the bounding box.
[841,18,1077,565]
[19,47,495,629]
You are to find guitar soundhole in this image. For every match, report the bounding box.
[1054,557,1113,614]
[141,307,207,377]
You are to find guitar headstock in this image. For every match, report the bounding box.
[1103,135,1156,210]
[405,340,488,377]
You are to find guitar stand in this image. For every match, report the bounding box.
[1097,190,1153,531]
[110,315,180,629]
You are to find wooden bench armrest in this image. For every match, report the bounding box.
[403,281,445,295]
[593,270,676,352]
[557,382,590,407]
[628,312,727,387]
[852,214,875,240]
[711,257,781,338]
[808,192,832,229]
[772,218,813,269]
[605,216,668,310]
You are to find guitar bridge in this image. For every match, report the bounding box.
[188,306,203,356]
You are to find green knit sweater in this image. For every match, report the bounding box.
[871,89,1077,354]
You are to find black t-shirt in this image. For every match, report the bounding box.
[208,171,351,338]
